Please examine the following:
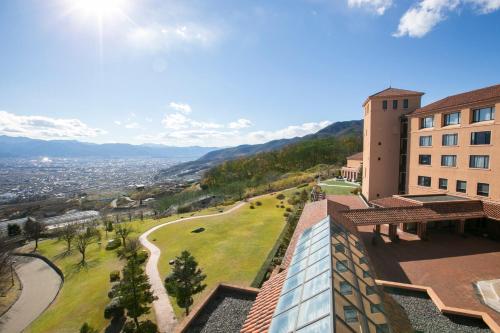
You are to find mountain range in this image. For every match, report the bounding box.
[0,136,217,161]
[156,119,363,179]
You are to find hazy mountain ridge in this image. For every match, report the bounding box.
[157,120,363,178]
[0,136,217,160]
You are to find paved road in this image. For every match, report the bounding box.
[0,256,62,333]
[139,202,246,333]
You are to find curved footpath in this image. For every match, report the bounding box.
[139,202,246,333]
[0,256,62,333]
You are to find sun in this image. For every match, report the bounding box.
[65,0,130,20]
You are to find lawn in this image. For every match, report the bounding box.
[319,178,358,195]
[149,194,288,317]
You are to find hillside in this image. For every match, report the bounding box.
[157,119,363,178]
[201,134,362,191]
[0,136,216,160]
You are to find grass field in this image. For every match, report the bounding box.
[24,193,287,331]
[319,178,358,195]
[149,194,288,317]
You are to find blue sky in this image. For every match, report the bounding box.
[0,0,499,147]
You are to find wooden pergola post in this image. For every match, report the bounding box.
[417,222,428,240]
[389,224,398,242]
[456,219,466,235]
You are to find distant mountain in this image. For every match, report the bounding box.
[157,120,363,179]
[0,136,217,160]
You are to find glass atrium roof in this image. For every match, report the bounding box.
[268,216,392,333]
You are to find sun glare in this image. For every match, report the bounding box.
[66,0,129,20]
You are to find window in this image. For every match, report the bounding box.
[419,136,432,146]
[359,257,368,265]
[439,178,448,190]
[472,107,495,122]
[366,286,377,295]
[339,281,352,295]
[419,155,431,165]
[418,176,431,187]
[393,100,398,109]
[456,180,467,193]
[443,112,461,126]
[363,270,371,278]
[441,155,457,167]
[420,116,434,129]
[403,99,409,109]
[336,260,348,273]
[477,183,490,196]
[371,304,383,313]
[442,133,458,146]
[376,324,390,333]
[471,131,491,145]
[382,100,387,110]
[344,306,358,323]
[469,155,489,169]
[334,243,345,253]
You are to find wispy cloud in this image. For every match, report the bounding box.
[347,0,393,15]
[139,120,331,147]
[394,0,500,37]
[229,118,253,129]
[0,110,105,140]
[169,102,192,114]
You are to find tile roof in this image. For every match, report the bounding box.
[370,87,424,98]
[346,151,363,161]
[370,196,421,208]
[326,195,368,210]
[482,201,500,220]
[240,270,287,333]
[412,84,500,115]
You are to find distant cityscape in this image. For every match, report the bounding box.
[0,157,177,204]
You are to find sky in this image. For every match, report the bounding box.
[0,0,499,147]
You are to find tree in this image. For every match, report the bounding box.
[115,224,133,247]
[80,322,98,333]
[165,251,206,316]
[59,223,78,253]
[7,224,21,237]
[24,217,46,251]
[118,254,156,329]
[75,228,99,265]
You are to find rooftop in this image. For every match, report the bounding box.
[402,194,469,203]
[412,83,500,115]
[346,152,363,161]
[363,87,424,106]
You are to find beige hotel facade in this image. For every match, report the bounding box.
[362,84,500,203]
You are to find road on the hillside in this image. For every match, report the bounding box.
[0,256,62,333]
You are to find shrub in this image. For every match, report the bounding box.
[276,193,285,200]
[284,213,290,217]
[280,205,285,209]
[107,282,120,299]
[249,205,255,209]
[276,205,280,208]
[122,320,136,333]
[285,207,292,212]
[80,323,98,333]
[104,297,124,319]
[109,270,120,282]
[351,187,361,195]
[105,238,121,250]
[136,251,149,264]
[255,201,262,206]
[139,320,158,333]
[7,224,21,237]
[177,204,192,214]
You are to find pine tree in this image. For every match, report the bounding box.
[165,251,207,316]
[118,254,156,329]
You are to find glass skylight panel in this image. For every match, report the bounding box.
[297,289,331,328]
[302,271,331,300]
[305,256,330,281]
[311,227,329,244]
[312,217,329,230]
[269,306,299,333]
[297,228,313,245]
[294,239,310,256]
[296,316,331,333]
[308,244,329,264]
[291,247,310,265]
[288,256,308,277]
[282,270,305,294]
[276,286,302,314]
[309,235,329,254]
[312,222,329,236]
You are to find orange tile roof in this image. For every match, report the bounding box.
[240,270,287,333]
[327,195,368,209]
[346,152,363,161]
[411,84,500,115]
[363,87,424,106]
[482,201,500,220]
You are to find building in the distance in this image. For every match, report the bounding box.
[341,152,363,182]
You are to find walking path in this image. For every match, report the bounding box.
[139,202,247,333]
[0,256,62,333]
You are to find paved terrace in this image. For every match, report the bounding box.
[358,225,500,326]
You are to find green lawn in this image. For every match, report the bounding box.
[149,194,287,317]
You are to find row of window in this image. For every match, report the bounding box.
[417,176,490,196]
[382,99,409,110]
[419,106,495,129]
[418,154,490,168]
[419,131,491,147]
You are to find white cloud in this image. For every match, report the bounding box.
[169,102,192,114]
[0,110,105,140]
[124,122,140,129]
[162,113,190,129]
[140,120,331,147]
[347,0,393,14]
[229,118,253,129]
[394,0,499,37]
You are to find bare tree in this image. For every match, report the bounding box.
[75,228,99,265]
[115,225,133,247]
[59,223,78,253]
[24,217,46,251]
